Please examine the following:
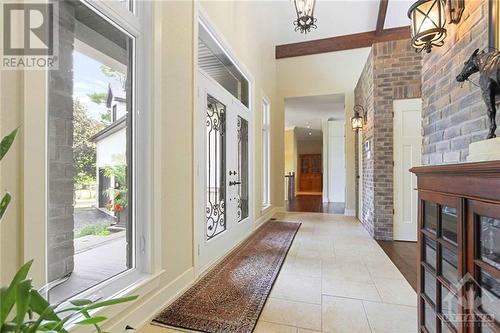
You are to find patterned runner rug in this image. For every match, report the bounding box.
[153,221,301,333]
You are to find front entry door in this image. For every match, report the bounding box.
[393,99,422,241]
[198,71,251,271]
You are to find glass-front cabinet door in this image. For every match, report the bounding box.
[419,193,464,333]
[467,200,500,333]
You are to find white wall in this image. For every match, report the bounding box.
[327,120,346,203]
[95,129,127,167]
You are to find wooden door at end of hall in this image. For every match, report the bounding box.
[299,154,322,193]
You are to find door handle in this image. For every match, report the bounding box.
[229,181,241,186]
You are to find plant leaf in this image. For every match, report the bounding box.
[0,128,19,162]
[85,295,138,310]
[0,192,12,221]
[29,290,60,321]
[75,316,107,325]
[15,279,32,331]
[69,299,93,306]
[0,260,33,326]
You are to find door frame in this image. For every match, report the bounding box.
[193,9,255,276]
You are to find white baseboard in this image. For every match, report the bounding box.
[255,206,280,227]
[106,268,195,332]
[345,209,356,216]
[274,206,286,213]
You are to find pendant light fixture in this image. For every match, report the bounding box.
[293,0,317,34]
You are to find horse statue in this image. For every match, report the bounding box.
[456,48,500,139]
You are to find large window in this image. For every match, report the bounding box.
[44,0,150,304]
[262,98,271,208]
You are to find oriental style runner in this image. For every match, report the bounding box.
[153,221,301,333]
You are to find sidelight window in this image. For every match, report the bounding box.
[262,97,271,208]
[43,0,151,304]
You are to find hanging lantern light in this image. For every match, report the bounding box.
[351,105,365,132]
[408,0,447,53]
[293,0,317,34]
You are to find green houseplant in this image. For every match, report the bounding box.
[0,128,137,332]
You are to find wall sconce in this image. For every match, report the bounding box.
[408,0,464,53]
[351,105,366,132]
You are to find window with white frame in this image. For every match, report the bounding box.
[262,98,271,208]
[45,0,151,304]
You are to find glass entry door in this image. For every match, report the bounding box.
[198,70,252,271]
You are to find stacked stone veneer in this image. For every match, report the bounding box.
[355,39,422,240]
[47,1,75,281]
[422,0,498,164]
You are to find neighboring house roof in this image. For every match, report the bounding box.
[91,116,126,143]
[106,83,127,108]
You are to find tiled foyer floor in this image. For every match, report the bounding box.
[140,212,417,333]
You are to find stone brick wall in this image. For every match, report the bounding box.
[422,0,498,164]
[355,50,375,237]
[47,1,75,281]
[355,39,422,240]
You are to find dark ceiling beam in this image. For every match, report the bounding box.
[376,0,389,35]
[275,26,411,59]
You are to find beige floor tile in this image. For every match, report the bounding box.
[322,262,372,283]
[373,277,417,306]
[290,257,322,278]
[322,276,381,302]
[254,321,298,333]
[297,329,322,333]
[322,296,371,333]
[260,298,322,331]
[363,300,417,333]
[271,273,322,304]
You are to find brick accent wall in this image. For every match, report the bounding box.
[421,0,498,164]
[355,39,422,240]
[355,50,375,237]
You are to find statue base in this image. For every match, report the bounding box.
[467,137,500,162]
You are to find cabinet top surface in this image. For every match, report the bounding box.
[410,160,500,175]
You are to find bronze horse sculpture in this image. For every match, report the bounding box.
[456,48,500,139]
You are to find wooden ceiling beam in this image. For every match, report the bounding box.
[376,0,390,35]
[275,26,411,59]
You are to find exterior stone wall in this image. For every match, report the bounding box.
[421,0,497,165]
[355,39,422,240]
[47,1,75,281]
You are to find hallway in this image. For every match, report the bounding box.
[141,213,417,333]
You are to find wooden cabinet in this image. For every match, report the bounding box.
[298,154,322,192]
[411,162,500,333]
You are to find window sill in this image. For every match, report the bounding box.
[67,269,165,333]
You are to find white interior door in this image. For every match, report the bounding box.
[198,71,252,271]
[393,99,422,241]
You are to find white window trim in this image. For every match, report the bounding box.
[261,95,271,209]
[23,0,154,312]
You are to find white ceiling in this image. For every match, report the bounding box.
[267,0,413,45]
[285,93,345,139]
